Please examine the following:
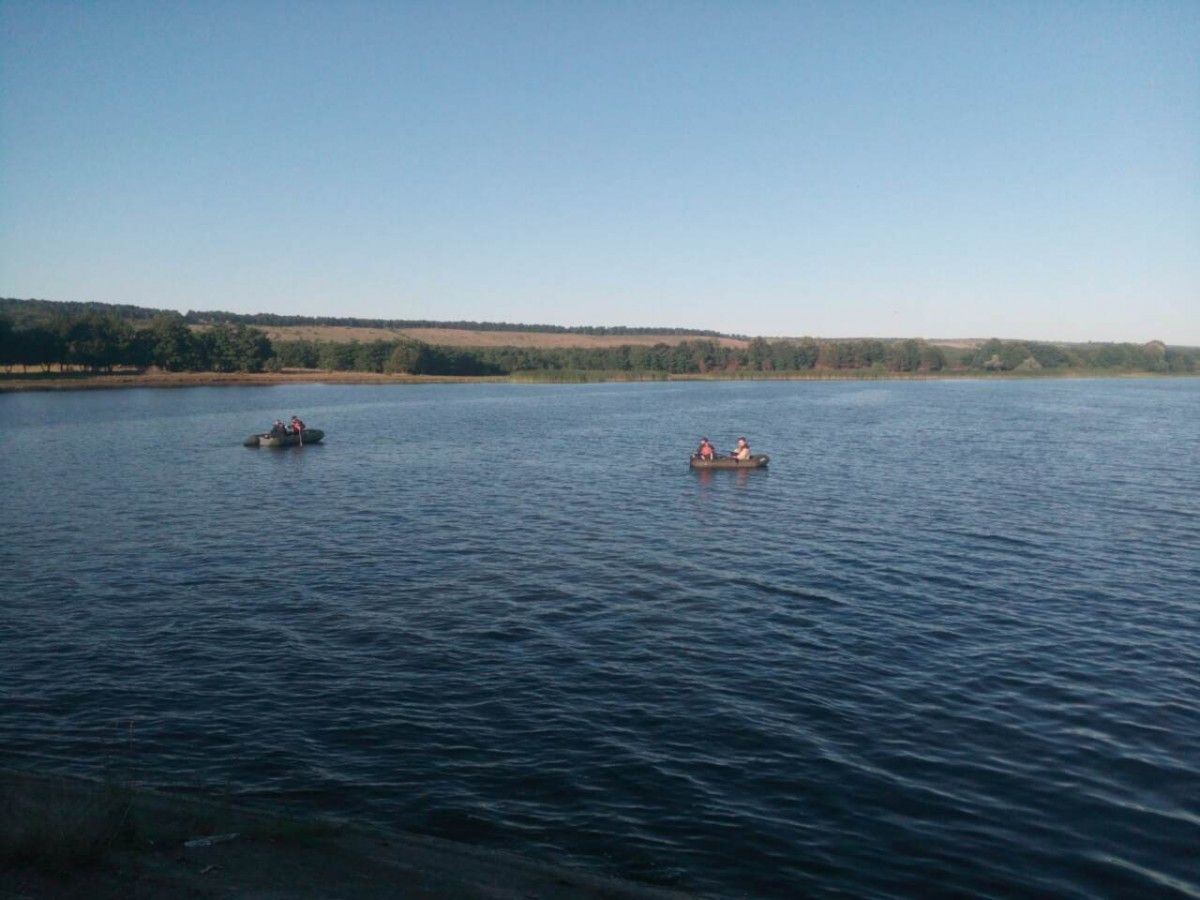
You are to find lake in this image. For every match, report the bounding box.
[1,378,1197,898]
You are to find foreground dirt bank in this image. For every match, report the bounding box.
[0,770,694,899]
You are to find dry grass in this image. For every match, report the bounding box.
[212,324,415,343]
[398,328,748,349]
[213,324,748,349]
[929,339,985,349]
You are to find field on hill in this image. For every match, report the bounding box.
[235,324,749,349]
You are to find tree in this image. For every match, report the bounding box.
[14,325,65,371]
[385,341,423,374]
[0,315,13,370]
[318,341,357,371]
[146,315,202,371]
[200,323,271,372]
[816,340,841,369]
[999,343,1032,371]
[886,339,922,372]
[969,339,1006,370]
[793,338,819,370]
[747,337,770,370]
[273,340,319,369]
[919,342,946,372]
[1028,342,1073,369]
[232,326,272,372]
[667,342,699,373]
[64,314,135,372]
[126,328,154,370]
[1094,344,1130,369]
[860,340,887,368]
[1165,346,1198,373]
[353,340,393,373]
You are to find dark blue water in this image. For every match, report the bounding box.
[2,379,1198,898]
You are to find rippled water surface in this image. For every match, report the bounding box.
[2,379,1198,897]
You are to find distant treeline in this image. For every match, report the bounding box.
[193,309,728,337]
[2,302,1197,378]
[0,298,726,338]
[0,313,272,373]
[0,297,172,327]
[273,336,1198,375]
[274,337,941,374]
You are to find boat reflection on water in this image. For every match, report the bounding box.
[692,465,766,489]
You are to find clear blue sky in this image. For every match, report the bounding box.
[2,1,1197,341]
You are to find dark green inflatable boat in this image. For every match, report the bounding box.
[244,429,325,448]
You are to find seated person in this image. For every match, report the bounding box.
[695,437,715,460]
[731,437,751,460]
[270,420,287,437]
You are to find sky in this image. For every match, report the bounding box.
[1,1,1197,342]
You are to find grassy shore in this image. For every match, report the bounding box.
[1,367,1190,393]
[0,369,509,392]
[0,769,692,899]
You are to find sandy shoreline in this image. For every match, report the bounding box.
[0,370,511,392]
[0,368,1186,393]
[0,769,695,899]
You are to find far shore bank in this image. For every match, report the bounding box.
[0,768,693,899]
[1,368,1193,393]
[0,370,509,392]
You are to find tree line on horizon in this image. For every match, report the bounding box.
[2,310,1196,377]
[0,297,728,338]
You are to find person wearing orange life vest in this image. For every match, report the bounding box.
[290,415,306,445]
[695,437,715,460]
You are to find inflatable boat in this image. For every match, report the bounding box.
[689,454,769,470]
[244,429,325,448]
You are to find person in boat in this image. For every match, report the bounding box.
[730,436,751,460]
[694,437,716,460]
[289,415,306,445]
[269,420,287,437]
